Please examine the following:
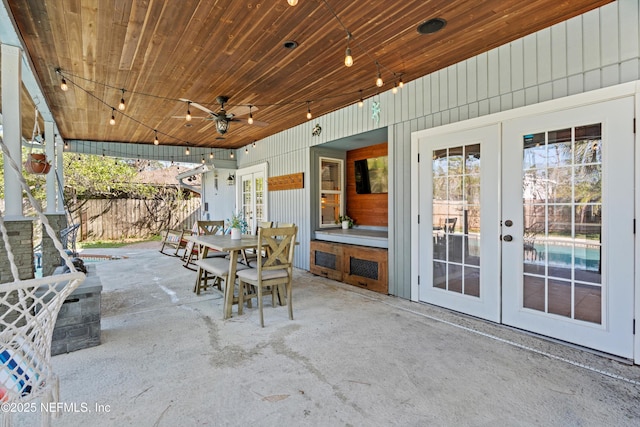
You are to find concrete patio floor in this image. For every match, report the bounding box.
[17,244,640,426]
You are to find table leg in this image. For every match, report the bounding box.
[224,250,239,319]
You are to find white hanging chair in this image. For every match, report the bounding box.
[0,135,85,427]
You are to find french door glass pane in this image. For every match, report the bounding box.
[521,124,602,324]
[432,144,481,298]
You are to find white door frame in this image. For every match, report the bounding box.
[411,80,640,364]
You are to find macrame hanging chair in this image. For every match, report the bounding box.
[0,135,85,427]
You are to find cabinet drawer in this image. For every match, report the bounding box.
[342,246,388,294]
[310,241,343,281]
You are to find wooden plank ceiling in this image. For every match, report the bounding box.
[4,0,613,150]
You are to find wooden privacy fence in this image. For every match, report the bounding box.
[70,198,201,241]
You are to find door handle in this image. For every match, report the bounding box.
[503,235,513,242]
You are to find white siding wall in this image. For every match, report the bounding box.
[230,0,640,298]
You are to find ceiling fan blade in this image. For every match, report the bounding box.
[171,115,210,120]
[179,98,217,116]
[231,117,269,127]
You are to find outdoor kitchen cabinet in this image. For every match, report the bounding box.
[310,241,388,294]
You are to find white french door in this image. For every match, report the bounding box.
[502,97,635,358]
[416,97,635,359]
[237,163,268,234]
[418,124,501,322]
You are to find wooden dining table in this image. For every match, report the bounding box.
[185,234,259,319]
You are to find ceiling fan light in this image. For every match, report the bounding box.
[344,47,353,67]
[216,117,229,134]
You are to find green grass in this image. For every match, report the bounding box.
[78,235,161,249]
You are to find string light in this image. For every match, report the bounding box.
[358,90,364,108]
[60,77,68,91]
[201,157,205,164]
[154,130,159,145]
[398,77,404,88]
[245,146,249,154]
[186,101,192,121]
[287,0,298,5]
[118,89,126,111]
[306,101,312,120]
[109,108,116,125]
[64,141,69,149]
[247,106,254,125]
[230,150,235,159]
[252,140,256,148]
[344,33,353,67]
[375,62,383,87]
[185,146,190,155]
[392,82,398,94]
[209,152,214,159]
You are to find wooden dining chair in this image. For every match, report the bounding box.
[236,225,298,327]
[182,220,225,270]
[241,221,273,266]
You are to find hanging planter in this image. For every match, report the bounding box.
[24,152,51,175]
[24,108,51,175]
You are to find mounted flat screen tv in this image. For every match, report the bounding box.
[354,156,388,194]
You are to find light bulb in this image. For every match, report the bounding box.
[109,113,115,126]
[248,112,254,125]
[376,74,383,87]
[252,140,256,148]
[344,47,353,67]
[245,147,249,154]
[358,99,364,107]
[154,132,159,145]
[185,147,190,155]
[230,151,235,159]
[392,83,398,94]
[201,157,205,164]
[209,152,214,159]
[288,0,298,5]
[118,89,126,110]
[60,78,68,91]
[398,78,404,88]
[186,110,191,121]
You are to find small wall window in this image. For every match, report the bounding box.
[319,157,343,227]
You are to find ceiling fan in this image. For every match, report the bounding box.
[175,96,267,135]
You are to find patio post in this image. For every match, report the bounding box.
[1,44,23,219]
